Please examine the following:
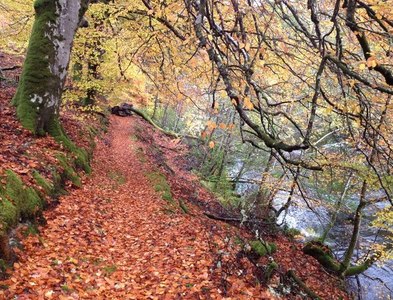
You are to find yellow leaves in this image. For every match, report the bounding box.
[371,206,393,261]
[166,14,177,23]
[147,9,154,16]
[370,1,393,19]
[359,63,367,70]
[346,102,361,114]
[257,59,265,68]
[359,56,378,71]
[244,43,251,52]
[243,97,254,110]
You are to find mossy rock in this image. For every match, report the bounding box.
[249,240,277,257]
[56,154,82,187]
[4,170,43,221]
[146,171,175,204]
[0,197,18,235]
[48,121,91,174]
[32,170,54,197]
[51,169,67,196]
[264,260,279,282]
[0,170,44,238]
[0,259,7,272]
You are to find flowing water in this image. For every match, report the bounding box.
[229,162,393,299]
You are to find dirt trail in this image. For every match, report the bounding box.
[1,117,268,299]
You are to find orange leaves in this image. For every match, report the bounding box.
[218,123,226,130]
[202,119,235,140]
[359,56,378,70]
[206,120,217,130]
[366,56,378,68]
[243,96,254,110]
[208,141,215,149]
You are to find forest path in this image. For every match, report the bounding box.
[2,116,267,299]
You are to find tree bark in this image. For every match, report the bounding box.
[12,0,89,136]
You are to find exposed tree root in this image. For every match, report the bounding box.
[287,269,321,300]
[303,241,374,276]
[129,107,200,141]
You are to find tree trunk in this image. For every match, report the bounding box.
[320,173,353,243]
[12,0,89,136]
[255,152,275,219]
[340,181,367,274]
[152,95,159,120]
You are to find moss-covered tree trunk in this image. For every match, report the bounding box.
[12,0,89,136]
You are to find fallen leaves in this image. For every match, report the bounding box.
[0,81,348,299]
[0,117,269,299]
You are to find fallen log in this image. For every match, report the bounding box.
[203,212,242,222]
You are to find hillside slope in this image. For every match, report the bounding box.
[0,113,349,299]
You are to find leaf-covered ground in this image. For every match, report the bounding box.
[0,116,270,299]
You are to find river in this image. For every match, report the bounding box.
[229,163,393,300]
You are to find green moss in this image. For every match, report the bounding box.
[234,236,245,246]
[102,264,117,275]
[0,197,18,235]
[48,120,91,174]
[32,170,54,196]
[0,170,44,238]
[0,259,7,273]
[344,262,372,276]
[249,240,277,257]
[146,171,175,204]
[136,147,147,163]
[51,170,67,196]
[264,261,278,282]
[61,284,72,292]
[108,171,126,185]
[284,227,301,238]
[303,241,341,273]
[34,0,53,11]
[23,224,39,237]
[179,199,189,214]
[12,0,57,134]
[4,170,43,220]
[56,154,82,187]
